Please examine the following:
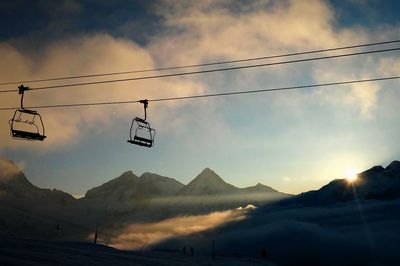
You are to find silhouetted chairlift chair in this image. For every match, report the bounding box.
[127,99,155,147]
[9,85,46,141]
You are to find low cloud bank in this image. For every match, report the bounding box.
[153,200,400,266]
[98,205,255,250]
[0,158,22,180]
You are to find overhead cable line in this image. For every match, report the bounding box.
[0,75,398,111]
[1,39,400,86]
[0,46,399,94]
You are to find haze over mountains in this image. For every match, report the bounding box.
[3,156,400,212]
[85,167,284,200]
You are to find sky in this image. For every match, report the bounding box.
[1,0,400,196]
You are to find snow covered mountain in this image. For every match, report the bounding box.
[178,168,240,195]
[280,161,400,206]
[0,157,289,239]
[0,157,74,206]
[139,172,185,196]
[84,171,184,201]
[242,183,281,194]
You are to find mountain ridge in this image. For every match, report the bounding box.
[0,157,74,205]
[277,161,400,207]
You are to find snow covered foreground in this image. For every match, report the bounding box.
[0,237,276,266]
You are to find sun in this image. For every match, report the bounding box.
[344,169,359,183]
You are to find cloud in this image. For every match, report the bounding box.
[1,0,399,152]
[0,34,206,150]
[0,158,22,180]
[99,207,252,250]
[152,0,337,65]
[150,0,399,121]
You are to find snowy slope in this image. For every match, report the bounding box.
[0,237,276,266]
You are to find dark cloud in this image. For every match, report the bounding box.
[0,0,160,46]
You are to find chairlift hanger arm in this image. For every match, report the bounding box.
[139,99,149,121]
[18,84,29,110]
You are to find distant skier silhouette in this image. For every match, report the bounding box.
[183,246,186,255]
[261,248,267,259]
[190,247,194,256]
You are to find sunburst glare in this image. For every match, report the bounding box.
[344,169,360,183]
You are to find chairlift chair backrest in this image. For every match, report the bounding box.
[127,100,156,148]
[9,85,46,141]
[127,117,155,147]
[9,108,46,141]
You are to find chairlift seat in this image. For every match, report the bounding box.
[9,108,46,141]
[9,85,47,142]
[20,109,38,115]
[135,117,146,123]
[11,129,46,141]
[127,136,153,147]
[127,118,155,148]
[127,100,155,148]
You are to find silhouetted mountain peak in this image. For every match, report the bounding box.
[242,182,281,194]
[84,171,139,199]
[0,157,33,188]
[119,170,137,179]
[139,172,184,196]
[0,157,74,204]
[114,171,139,182]
[140,172,171,181]
[84,171,186,201]
[195,168,227,183]
[364,165,384,174]
[281,160,400,206]
[178,168,239,195]
[386,160,400,171]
